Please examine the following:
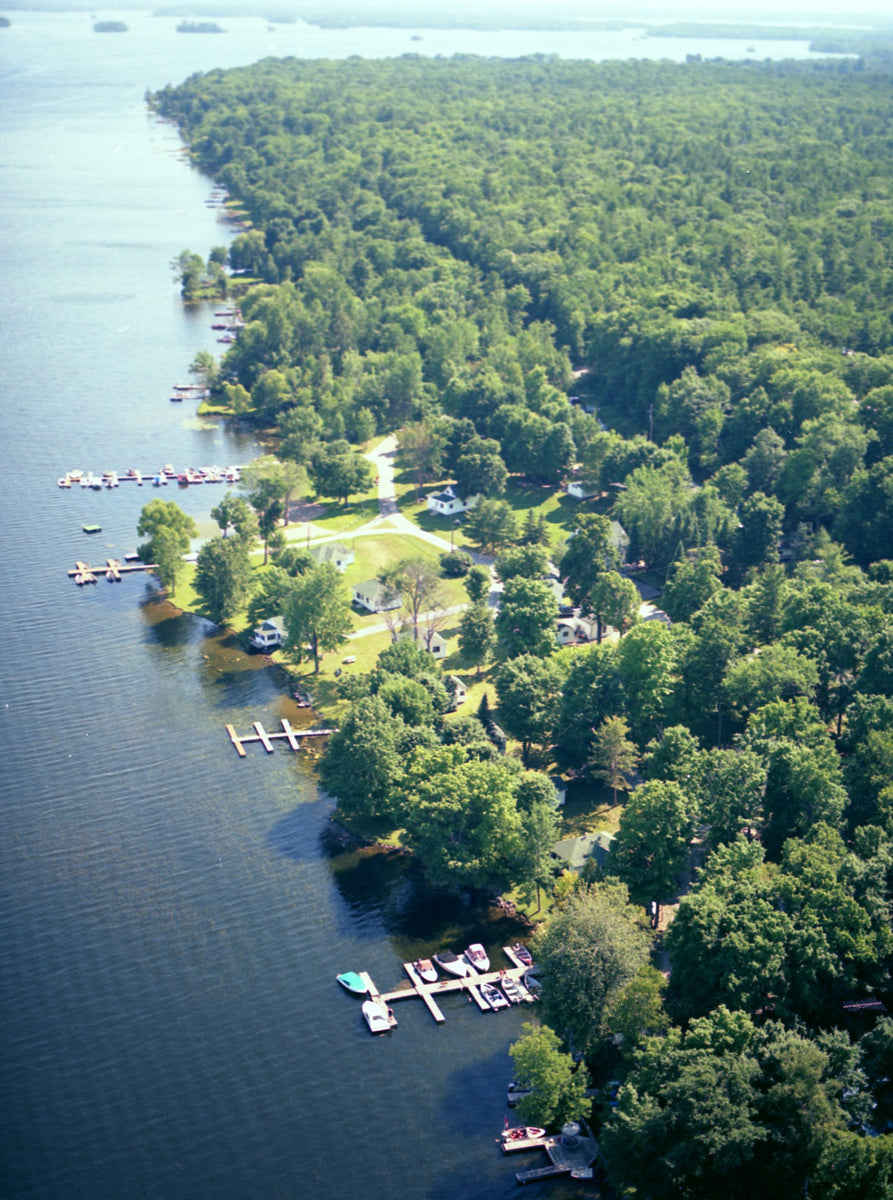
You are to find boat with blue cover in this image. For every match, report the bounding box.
[336,972,368,996]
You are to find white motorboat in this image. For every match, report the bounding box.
[481,982,509,1010]
[336,972,368,996]
[414,958,438,983]
[434,950,470,978]
[501,976,524,1004]
[464,943,490,973]
[362,999,395,1033]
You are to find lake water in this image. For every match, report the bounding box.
[0,13,844,1200]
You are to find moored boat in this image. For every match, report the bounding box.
[362,999,396,1033]
[434,950,470,978]
[512,943,533,966]
[414,958,438,983]
[481,982,509,1010]
[336,972,368,996]
[501,975,524,1004]
[502,1125,546,1144]
[464,943,490,973]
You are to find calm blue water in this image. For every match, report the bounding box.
[0,13,844,1200]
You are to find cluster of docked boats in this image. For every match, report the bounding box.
[212,306,243,344]
[58,465,242,489]
[337,942,537,1032]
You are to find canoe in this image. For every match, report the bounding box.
[336,972,368,996]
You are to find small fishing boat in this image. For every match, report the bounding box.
[414,958,438,983]
[481,982,509,1010]
[434,950,470,978]
[501,976,524,1004]
[336,972,368,996]
[362,999,396,1034]
[512,943,533,966]
[57,476,71,488]
[502,1126,546,1143]
[464,943,490,973]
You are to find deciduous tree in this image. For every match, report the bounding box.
[532,881,650,1054]
[509,1023,590,1129]
[282,563,352,673]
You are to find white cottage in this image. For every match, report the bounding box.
[446,674,468,710]
[556,616,599,646]
[249,616,287,651]
[308,541,354,572]
[352,579,402,613]
[396,629,448,659]
[426,485,480,517]
[566,480,599,500]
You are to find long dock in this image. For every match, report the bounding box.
[226,720,337,757]
[68,558,158,583]
[359,947,538,1026]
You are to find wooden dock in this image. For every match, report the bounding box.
[513,1123,601,1186]
[226,720,337,757]
[68,558,158,582]
[359,948,538,1026]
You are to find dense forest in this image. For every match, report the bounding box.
[153,55,893,1197]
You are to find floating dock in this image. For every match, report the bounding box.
[225,720,337,757]
[68,558,157,583]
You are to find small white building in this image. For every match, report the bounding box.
[396,629,449,659]
[426,484,480,517]
[249,616,287,651]
[446,674,467,710]
[427,630,448,659]
[308,541,354,573]
[566,480,599,500]
[352,579,402,613]
[556,616,599,646]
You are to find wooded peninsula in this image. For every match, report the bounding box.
[150,53,893,1197]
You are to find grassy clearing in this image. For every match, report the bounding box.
[292,483,381,534]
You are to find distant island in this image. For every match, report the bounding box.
[176,20,225,33]
[94,19,128,32]
[0,15,10,27]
